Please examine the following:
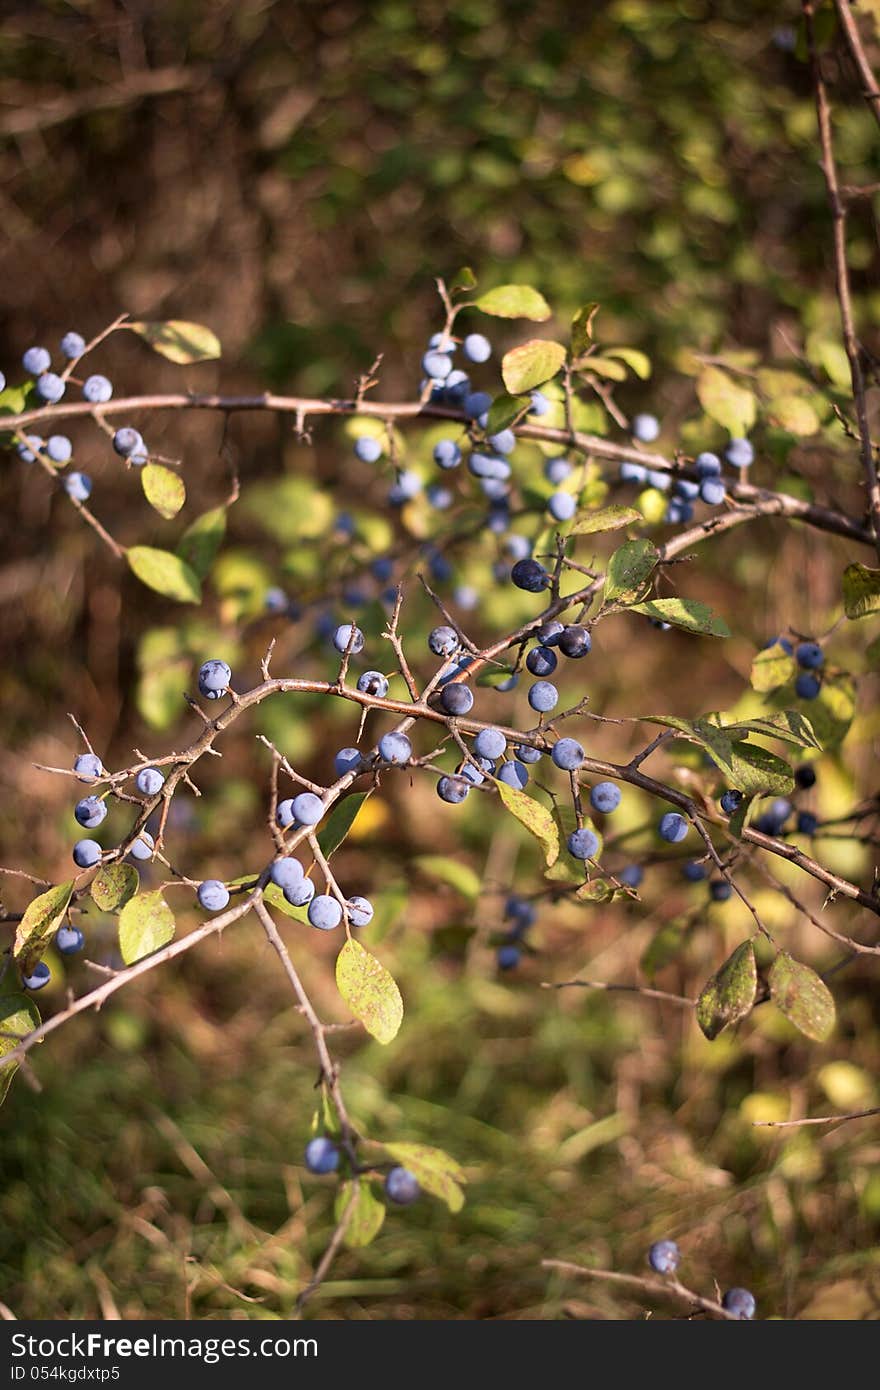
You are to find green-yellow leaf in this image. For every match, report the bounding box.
[141,464,186,520]
[118,891,176,965]
[578,354,627,381]
[843,563,880,620]
[768,952,835,1042]
[501,339,567,394]
[571,505,642,535]
[414,855,481,899]
[728,742,794,796]
[129,320,221,364]
[486,393,530,434]
[696,365,756,437]
[629,597,730,637]
[334,1180,386,1247]
[127,546,202,604]
[381,1141,467,1212]
[176,507,227,581]
[606,346,652,379]
[766,393,821,436]
[473,284,551,320]
[0,991,40,1106]
[750,642,797,692]
[604,538,658,603]
[450,266,477,293]
[14,881,74,973]
[696,941,757,1040]
[570,302,599,357]
[90,864,139,914]
[493,777,560,867]
[336,938,403,1045]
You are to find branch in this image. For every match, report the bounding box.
[541,1260,739,1320]
[834,0,880,134]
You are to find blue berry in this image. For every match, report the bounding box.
[388,469,423,504]
[428,625,459,658]
[440,683,474,715]
[74,753,102,781]
[305,1137,339,1174]
[771,798,792,824]
[292,792,324,826]
[795,641,824,670]
[674,478,699,501]
[276,798,296,828]
[72,839,102,869]
[354,436,382,463]
[357,670,389,697]
[17,435,44,463]
[347,896,374,928]
[480,477,510,501]
[428,332,454,351]
[559,625,592,658]
[710,879,733,901]
[590,782,621,813]
[647,469,671,492]
[721,1288,756,1320]
[552,738,584,771]
[538,619,565,646]
[695,451,722,477]
[198,880,230,912]
[505,895,536,927]
[135,767,164,796]
[665,499,693,524]
[529,390,550,416]
[463,390,492,422]
[474,728,506,761]
[264,586,288,614]
[74,796,107,829]
[60,331,86,360]
[632,413,660,443]
[659,812,688,843]
[516,744,542,764]
[620,864,644,888]
[437,775,470,804]
[443,369,470,403]
[719,789,742,815]
[488,429,516,455]
[198,659,231,700]
[548,491,577,522]
[46,435,72,464]
[82,374,113,404]
[498,760,529,789]
[460,762,485,786]
[129,831,155,862]
[332,624,364,655]
[648,1240,680,1275]
[23,962,51,991]
[504,534,532,562]
[426,483,453,510]
[270,857,304,890]
[795,672,821,700]
[682,860,707,882]
[795,764,817,789]
[372,556,394,583]
[56,924,85,955]
[378,732,412,764]
[526,645,558,677]
[308,895,343,931]
[763,635,793,654]
[797,811,818,835]
[497,944,521,970]
[700,478,726,506]
[36,373,65,404]
[433,439,462,469]
[568,827,599,860]
[463,333,492,363]
[385,1166,420,1205]
[422,350,453,381]
[334,747,364,777]
[22,346,51,376]
[113,427,145,459]
[546,457,573,484]
[620,461,648,484]
[529,681,558,713]
[284,878,316,908]
[63,472,92,502]
[725,438,754,468]
[468,452,510,481]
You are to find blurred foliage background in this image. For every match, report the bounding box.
[1,0,880,1320]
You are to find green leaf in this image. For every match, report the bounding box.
[604,538,659,603]
[476,666,517,689]
[843,563,880,620]
[696,941,757,1040]
[696,365,757,437]
[794,675,855,751]
[571,505,642,535]
[316,793,369,859]
[750,642,797,692]
[605,346,652,379]
[501,339,567,394]
[0,384,30,418]
[449,266,477,293]
[262,881,310,923]
[727,794,754,840]
[141,464,186,520]
[414,855,481,899]
[90,864,139,914]
[176,507,227,581]
[127,546,201,604]
[728,742,794,796]
[380,1141,467,1212]
[335,938,403,1045]
[570,302,599,357]
[731,711,821,750]
[14,881,74,974]
[129,320,221,364]
[472,284,551,320]
[493,777,560,867]
[0,991,40,1106]
[578,354,628,381]
[334,1180,386,1248]
[768,952,835,1042]
[118,891,176,965]
[629,597,730,637]
[486,392,530,434]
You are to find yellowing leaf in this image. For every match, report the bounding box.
[334,1180,386,1247]
[90,864,139,914]
[118,891,176,965]
[336,938,403,1045]
[768,952,835,1041]
[141,464,186,520]
[129,320,221,364]
[501,339,567,394]
[473,284,551,320]
[14,881,74,973]
[604,538,658,603]
[629,597,730,637]
[571,505,642,535]
[493,777,560,867]
[696,941,757,1040]
[696,365,756,437]
[843,563,880,620]
[127,546,201,604]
